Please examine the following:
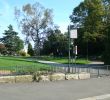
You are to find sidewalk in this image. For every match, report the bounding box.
[90,61,104,64]
[37,60,59,64]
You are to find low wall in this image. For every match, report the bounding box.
[79,72,90,79]
[66,74,79,80]
[50,73,65,81]
[0,75,33,83]
[0,72,90,83]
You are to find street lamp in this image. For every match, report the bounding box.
[68,24,77,73]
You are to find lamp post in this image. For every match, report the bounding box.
[68,24,77,73]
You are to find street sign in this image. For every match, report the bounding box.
[75,46,77,55]
[70,29,77,39]
[73,46,77,55]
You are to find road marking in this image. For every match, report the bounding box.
[78,94,110,100]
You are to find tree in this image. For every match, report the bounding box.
[70,0,105,56]
[41,28,68,57]
[0,43,6,55]
[15,2,53,56]
[27,42,34,56]
[103,0,110,64]
[1,25,24,55]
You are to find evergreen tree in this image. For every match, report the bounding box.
[1,25,24,55]
[27,43,34,56]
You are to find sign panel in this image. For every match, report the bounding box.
[70,29,77,39]
[73,46,77,55]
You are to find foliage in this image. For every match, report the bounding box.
[18,50,27,56]
[15,2,53,56]
[1,25,24,55]
[41,28,68,57]
[27,43,34,56]
[0,43,6,55]
[103,0,110,64]
[70,0,106,56]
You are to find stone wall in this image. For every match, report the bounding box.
[0,72,90,83]
[50,73,65,81]
[0,75,33,83]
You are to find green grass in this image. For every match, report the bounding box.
[0,56,90,73]
[36,56,90,64]
[0,56,50,71]
[52,58,90,64]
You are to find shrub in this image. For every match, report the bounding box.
[19,50,27,56]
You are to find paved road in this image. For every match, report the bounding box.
[0,77,110,100]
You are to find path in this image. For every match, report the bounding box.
[37,60,104,67]
[90,61,104,64]
[0,77,110,100]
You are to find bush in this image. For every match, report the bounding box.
[26,53,30,57]
[19,50,27,56]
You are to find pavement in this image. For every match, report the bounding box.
[37,60,104,67]
[90,61,104,64]
[37,60,60,64]
[37,60,104,64]
[0,77,110,100]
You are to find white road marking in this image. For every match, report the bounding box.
[78,94,110,100]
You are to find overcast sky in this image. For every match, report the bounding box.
[0,0,83,40]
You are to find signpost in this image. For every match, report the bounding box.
[70,29,77,39]
[68,25,77,73]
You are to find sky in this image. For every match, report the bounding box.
[0,0,83,40]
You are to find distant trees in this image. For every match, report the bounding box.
[1,25,24,55]
[15,2,53,56]
[41,28,68,57]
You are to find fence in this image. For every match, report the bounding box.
[0,65,110,78]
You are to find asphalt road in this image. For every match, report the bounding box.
[0,77,110,100]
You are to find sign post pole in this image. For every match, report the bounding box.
[68,25,77,73]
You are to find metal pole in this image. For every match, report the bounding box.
[68,25,70,73]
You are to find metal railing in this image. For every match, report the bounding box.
[0,65,110,78]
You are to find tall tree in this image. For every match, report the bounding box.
[41,28,68,57]
[27,42,34,56]
[70,0,105,56]
[103,0,110,64]
[1,25,24,55]
[15,2,53,56]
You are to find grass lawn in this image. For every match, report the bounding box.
[0,56,90,73]
[0,56,50,71]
